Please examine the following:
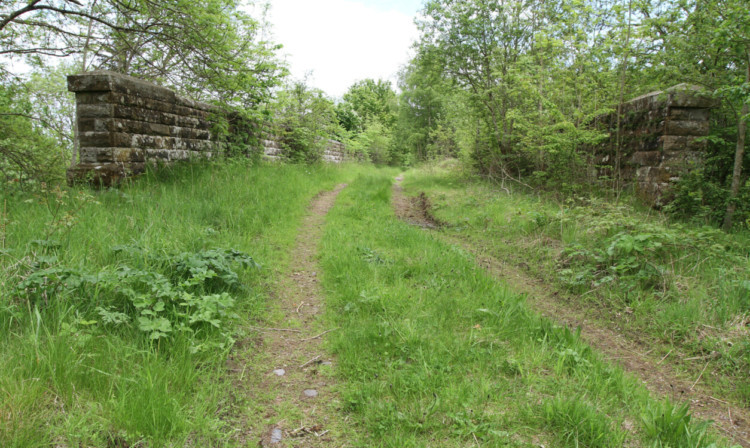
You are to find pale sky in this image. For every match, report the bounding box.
[264,0,424,98]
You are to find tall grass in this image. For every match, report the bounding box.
[0,160,356,447]
[402,161,750,406]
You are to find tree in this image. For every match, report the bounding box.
[1,0,285,108]
[269,80,342,163]
[0,77,66,186]
[338,79,398,133]
[395,51,444,161]
[417,0,537,162]
[336,79,398,164]
[643,0,749,229]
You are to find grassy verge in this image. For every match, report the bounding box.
[320,170,735,447]
[400,160,750,407]
[0,160,357,447]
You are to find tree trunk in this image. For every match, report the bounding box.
[723,55,750,231]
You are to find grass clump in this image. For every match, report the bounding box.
[642,400,714,448]
[542,396,626,448]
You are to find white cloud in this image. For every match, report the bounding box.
[265,0,419,98]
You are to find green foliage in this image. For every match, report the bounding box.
[16,245,256,347]
[664,170,731,226]
[405,0,625,177]
[0,79,67,186]
[395,0,748,227]
[270,81,343,163]
[1,0,285,178]
[348,121,392,165]
[211,108,265,160]
[0,161,356,446]
[320,170,728,447]
[2,0,286,109]
[338,79,398,133]
[403,164,750,413]
[556,199,739,294]
[336,78,399,165]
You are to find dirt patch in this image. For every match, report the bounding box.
[392,178,443,229]
[391,176,750,447]
[229,184,349,447]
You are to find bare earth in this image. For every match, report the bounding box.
[235,184,348,447]
[391,176,750,447]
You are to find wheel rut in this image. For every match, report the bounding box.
[391,175,750,447]
[250,183,348,447]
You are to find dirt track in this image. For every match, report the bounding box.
[391,176,750,447]
[227,184,348,447]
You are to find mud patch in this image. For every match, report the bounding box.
[392,181,443,229]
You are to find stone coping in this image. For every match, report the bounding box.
[68,70,216,112]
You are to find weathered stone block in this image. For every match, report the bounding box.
[145,149,172,161]
[68,71,216,111]
[669,107,709,121]
[638,166,676,183]
[666,84,720,108]
[79,131,114,147]
[660,135,707,151]
[113,148,146,163]
[665,120,709,136]
[68,73,115,92]
[76,92,113,105]
[79,148,113,163]
[661,150,702,170]
[77,103,113,119]
[77,118,109,133]
[630,151,662,167]
[169,150,190,160]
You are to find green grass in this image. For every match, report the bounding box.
[0,160,359,447]
[2,160,744,447]
[319,170,734,447]
[400,160,750,407]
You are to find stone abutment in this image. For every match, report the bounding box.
[590,83,719,205]
[67,71,352,184]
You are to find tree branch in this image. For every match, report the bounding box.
[0,0,44,31]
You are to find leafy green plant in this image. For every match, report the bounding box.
[556,199,740,295]
[16,245,257,348]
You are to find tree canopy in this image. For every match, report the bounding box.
[1,0,285,107]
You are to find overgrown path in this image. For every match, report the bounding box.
[392,175,750,447]
[249,184,348,447]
